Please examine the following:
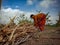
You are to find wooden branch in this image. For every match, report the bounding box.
[13,28,27,38]
[2,16,16,30]
[11,34,16,45]
[15,35,30,45]
[4,42,9,45]
[8,25,20,41]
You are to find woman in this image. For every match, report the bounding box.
[30,13,46,31]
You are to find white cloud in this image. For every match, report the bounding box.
[0,8,34,24]
[40,0,57,8]
[27,0,33,5]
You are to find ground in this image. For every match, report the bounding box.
[21,27,60,45]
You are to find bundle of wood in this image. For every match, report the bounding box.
[0,17,39,45]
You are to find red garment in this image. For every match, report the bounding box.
[32,13,46,31]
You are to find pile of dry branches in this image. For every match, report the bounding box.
[0,17,40,45]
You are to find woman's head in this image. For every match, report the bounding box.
[30,14,34,18]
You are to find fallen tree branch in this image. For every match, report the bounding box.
[8,25,20,41]
[15,35,31,45]
[2,16,16,30]
[11,34,17,45]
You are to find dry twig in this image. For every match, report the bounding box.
[15,35,30,45]
[8,25,20,41]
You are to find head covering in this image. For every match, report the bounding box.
[30,14,34,18]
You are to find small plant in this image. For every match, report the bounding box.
[16,13,33,24]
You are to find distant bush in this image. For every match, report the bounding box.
[46,24,60,27]
[16,14,33,24]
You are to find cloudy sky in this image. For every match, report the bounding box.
[0,0,60,24]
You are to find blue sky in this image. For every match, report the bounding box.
[0,0,60,24]
[2,0,36,11]
[2,0,59,12]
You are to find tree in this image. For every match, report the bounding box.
[36,10,41,13]
[0,0,2,10]
[56,12,60,26]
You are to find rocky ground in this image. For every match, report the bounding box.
[0,22,60,45]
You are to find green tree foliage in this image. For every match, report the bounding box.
[46,12,51,25]
[56,12,60,26]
